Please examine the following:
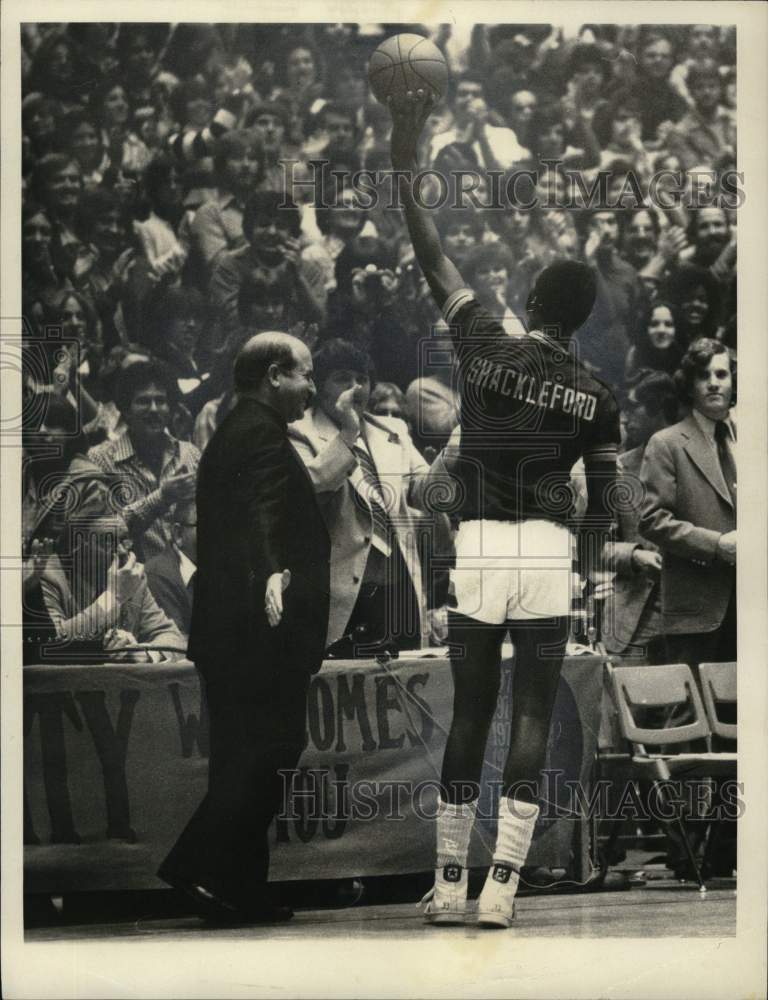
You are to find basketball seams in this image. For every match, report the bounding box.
[368,33,447,104]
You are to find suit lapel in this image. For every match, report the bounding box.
[681,414,733,508]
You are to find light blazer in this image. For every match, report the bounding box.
[289,408,431,648]
[639,412,736,635]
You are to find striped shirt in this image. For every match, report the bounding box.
[86,430,200,562]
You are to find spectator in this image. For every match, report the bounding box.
[25,29,94,111]
[191,130,265,277]
[143,285,211,403]
[462,243,526,336]
[84,359,200,561]
[64,109,110,189]
[369,382,409,424]
[246,101,296,192]
[133,154,188,280]
[22,93,61,159]
[575,208,646,391]
[639,337,737,667]
[31,153,83,249]
[305,184,367,297]
[91,77,152,179]
[625,300,685,386]
[38,496,186,662]
[21,202,59,314]
[666,60,736,171]
[435,207,485,269]
[505,89,537,150]
[663,263,722,344]
[146,499,198,638]
[289,339,434,655]
[210,190,323,342]
[429,72,529,170]
[560,43,610,131]
[619,31,687,144]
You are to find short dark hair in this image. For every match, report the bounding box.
[115,359,178,415]
[633,370,679,424]
[237,275,290,324]
[31,153,80,205]
[688,58,722,89]
[435,206,485,242]
[76,188,125,242]
[463,242,515,286]
[242,190,301,242]
[568,43,607,78]
[527,260,597,336]
[213,129,264,184]
[312,338,375,388]
[233,334,298,394]
[675,337,736,405]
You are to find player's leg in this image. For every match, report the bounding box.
[423,610,506,924]
[477,615,569,928]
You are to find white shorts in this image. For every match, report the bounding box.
[450,519,577,624]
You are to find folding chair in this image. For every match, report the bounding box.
[698,661,737,743]
[606,662,737,890]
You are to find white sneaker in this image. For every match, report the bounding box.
[421,864,469,925]
[476,862,518,928]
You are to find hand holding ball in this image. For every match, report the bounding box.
[368,34,448,107]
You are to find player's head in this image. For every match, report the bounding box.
[525,260,597,339]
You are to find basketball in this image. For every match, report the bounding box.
[368,33,448,107]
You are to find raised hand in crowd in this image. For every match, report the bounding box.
[109,549,146,605]
[160,465,197,506]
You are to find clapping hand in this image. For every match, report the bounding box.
[104,627,148,663]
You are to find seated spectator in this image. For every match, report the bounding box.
[22,92,61,159]
[625,300,685,386]
[143,285,212,405]
[83,359,200,561]
[289,339,435,655]
[435,206,485,269]
[305,184,367,298]
[246,100,297,193]
[369,382,409,425]
[146,499,197,638]
[38,495,186,662]
[25,28,94,112]
[210,190,322,343]
[559,43,610,131]
[462,242,526,337]
[133,154,188,281]
[666,59,736,171]
[617,31,687,144]
[668,24,721,106]
[591,94,654,182]
[191,129,265,279]
[74,187,137,348]
[91,76,152,179]
[31,152,83,250]
[65,108,110,189]
[429,71,530,170]
[21,202,60,317]
[663,263,722,344]
[505,88,537,151]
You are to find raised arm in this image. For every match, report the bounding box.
[389,91,465,311]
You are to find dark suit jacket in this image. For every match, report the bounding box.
[603,445,662,653]
[639,413,735,635]
[146,549,193,639]
[188,396,330,677]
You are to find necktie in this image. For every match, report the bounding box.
[714,421,737,508]
[187,569,197,598]
[353,444,393,558]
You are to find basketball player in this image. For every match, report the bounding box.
[390,90,619,927]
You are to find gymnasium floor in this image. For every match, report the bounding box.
[26,867,736,942]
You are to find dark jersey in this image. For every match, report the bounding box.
[443,289,621,526]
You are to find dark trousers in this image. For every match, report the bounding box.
[159,657,310,904]
[664,589,737,670]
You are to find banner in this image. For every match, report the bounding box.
[23,654,603,893]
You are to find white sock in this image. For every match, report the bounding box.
[493,797,539,869]
[436,797,477,869]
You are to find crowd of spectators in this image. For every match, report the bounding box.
[20,21,738,664]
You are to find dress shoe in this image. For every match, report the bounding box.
[158,867,293,925]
